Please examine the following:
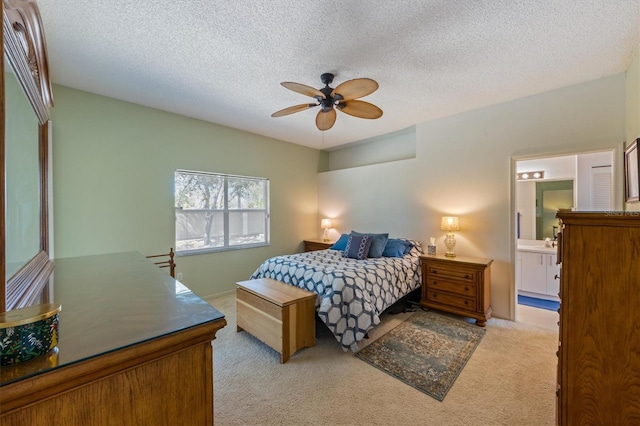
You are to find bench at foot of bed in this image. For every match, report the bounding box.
[236,278,317,363]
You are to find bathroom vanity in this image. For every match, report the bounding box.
[516,240,560,300]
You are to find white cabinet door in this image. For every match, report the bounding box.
[546,254,560,297]
[520,252,546,294]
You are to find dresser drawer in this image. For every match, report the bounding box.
[427,265,476,283]
[426,290,476,311]
[426,278,477,297]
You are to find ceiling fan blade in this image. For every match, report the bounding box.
[337,100,383,119]
[331,78,378,100]
[281,82,325,99]
[271,103,317,117]
[316,108,337,131]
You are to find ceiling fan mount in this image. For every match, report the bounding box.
[271,73,383,131]
[320,72,335,86]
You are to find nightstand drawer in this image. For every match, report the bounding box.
[427,290,476,311]
[427,265,476,282]
[426,278,477,297]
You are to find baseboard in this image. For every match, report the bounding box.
[202,289,236,304]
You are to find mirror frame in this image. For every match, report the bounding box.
[1,0,54,312]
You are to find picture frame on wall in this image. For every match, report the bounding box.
[624,138,639,203]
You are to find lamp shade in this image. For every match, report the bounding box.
[440,216,460,232]
[321,218,332,229]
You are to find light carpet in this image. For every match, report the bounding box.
[209,293,558,426]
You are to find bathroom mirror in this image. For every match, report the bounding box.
[2,0,54,311]
[535,180,574,240]
[516,179,574,240]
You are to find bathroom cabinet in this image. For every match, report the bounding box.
[517,250,560,299]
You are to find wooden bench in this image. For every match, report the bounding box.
[236,278,316,363]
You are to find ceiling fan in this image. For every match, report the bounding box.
[271,73,383,131]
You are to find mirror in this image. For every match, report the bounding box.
[4,57,40,278]
[535,180,574,240]
[2,0,54,311]
[516,179,574,241]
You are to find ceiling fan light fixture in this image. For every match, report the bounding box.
[272,73,382,131]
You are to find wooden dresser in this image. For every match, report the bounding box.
[420,254,493,326]
[303,239,333,252]
[0,252,227,426]
[555,212,640,425]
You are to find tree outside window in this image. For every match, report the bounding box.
[175,170,269,254]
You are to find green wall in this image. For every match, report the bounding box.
[50,85,325,298]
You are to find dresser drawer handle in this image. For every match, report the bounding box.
[432,270,438,274]
[432,293,437,298]
[464,274,470,279]
[464,300,469,305]
[433,281,438,285]
[464,286,469,291]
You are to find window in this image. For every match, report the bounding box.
[175,170,269,254]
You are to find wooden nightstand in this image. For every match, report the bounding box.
[303,239,333,252]
[420,254,493,326]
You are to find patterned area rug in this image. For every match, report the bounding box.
[356,310,486,401]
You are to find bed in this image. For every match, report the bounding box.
[249,238,423,351]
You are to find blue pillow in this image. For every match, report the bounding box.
[329,234,349,251]
[351,231,389,258]
[343,234,373,260]
[382,239,414,258]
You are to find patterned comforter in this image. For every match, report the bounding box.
[249,241,423,351]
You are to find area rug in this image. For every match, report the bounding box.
[518,295,560,312]
[356,310,485,401]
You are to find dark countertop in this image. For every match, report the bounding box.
[1,252,224,385]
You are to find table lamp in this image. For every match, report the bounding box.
[440,216,460,258]
[321,218,332,242]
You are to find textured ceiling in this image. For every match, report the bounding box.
[37,0,639,150]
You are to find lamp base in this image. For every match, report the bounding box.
[444,232,456,258]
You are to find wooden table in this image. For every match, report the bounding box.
[0,252,226,425]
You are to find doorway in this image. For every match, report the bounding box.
[514,150,615,326]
